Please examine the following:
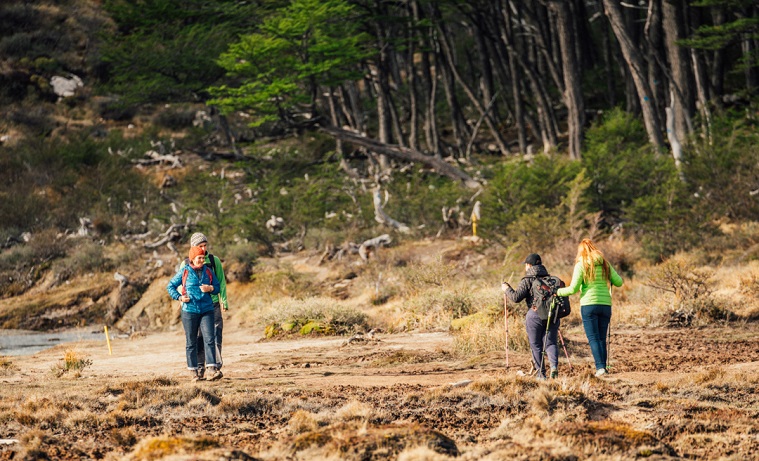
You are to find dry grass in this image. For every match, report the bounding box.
[0,355,17,376]
[126,435,219,461]
[50,348,92,378]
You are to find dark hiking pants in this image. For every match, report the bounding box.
[525,309,560,378]
[197,302,223,369]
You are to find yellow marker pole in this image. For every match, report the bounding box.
[104,325,112,355]
[471,215,478,237]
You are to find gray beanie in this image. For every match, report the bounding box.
[190,232,208,247]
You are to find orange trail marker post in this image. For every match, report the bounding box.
[104,325,112,355]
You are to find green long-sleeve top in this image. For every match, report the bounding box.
[556,260,623,306]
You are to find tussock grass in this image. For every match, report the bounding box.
[216,392,283,417]
[258,296,369,338]
[397,446,455,461]
[452,310,530,357]
[334,400,375,422]
[0,355,16,375]
[127,435,219,461]
[288,409,320,434]
[51,348,92,378]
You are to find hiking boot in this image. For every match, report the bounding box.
[197,366,205,380]
[550,368,558,379]
[595,368,608,377]
[207,367,223,381]
[190,369,205,382]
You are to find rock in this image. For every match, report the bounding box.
[50,74,83,98]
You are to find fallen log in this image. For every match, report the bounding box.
[319,125,481,189]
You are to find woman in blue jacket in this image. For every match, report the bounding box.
[167,246,221,381]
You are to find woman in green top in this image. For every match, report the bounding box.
[556,239,624,377]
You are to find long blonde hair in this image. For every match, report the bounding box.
[575,238,610,283]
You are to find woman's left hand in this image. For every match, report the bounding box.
[200,284,213,293]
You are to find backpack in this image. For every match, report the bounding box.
[529,275,571,322]
[181,265,214,296]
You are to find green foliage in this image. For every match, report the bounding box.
[209,0,372,126]
[684,109,759,221]
[581,108,672,218]
[478,154,583,236]
[626,177,716,260]
[503,206,564,250]
[384,169,470,232]
[0,133,160,237]
[100,0,274,104]
[51,242,111,282]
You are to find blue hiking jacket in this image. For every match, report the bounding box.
[167,264,220,314]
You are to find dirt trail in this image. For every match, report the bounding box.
[10,321,758,388]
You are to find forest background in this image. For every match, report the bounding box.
[0,0,757,328]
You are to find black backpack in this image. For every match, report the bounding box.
[529,275,571,322]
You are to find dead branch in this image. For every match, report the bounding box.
[373,188,410,233]
[144,223,184,249]
[319,125,481,189]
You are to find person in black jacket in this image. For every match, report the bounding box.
[501,253,560,379]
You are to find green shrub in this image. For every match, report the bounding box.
[626,177,717,260]
[479,154,582,237]
[51,241,111,282]
[581,107,667,220]
[399,259,456,296]
[684,109,759,221]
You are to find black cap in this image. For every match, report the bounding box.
[523,253,542,265]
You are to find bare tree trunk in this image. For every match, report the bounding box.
[550,0,585,160]
[496,0,527,153]
[709,7,726,101]
[743,6,759,90]
[437,40,468,156]
[412,0,439,154]
[405,2,419,152]
[473,12,499,120]
[645,0,667,112]
[434,20,511,155]
[602,0,666,148]
[602,19,616,107]
[328,87,359,179]
[662,0,694,141]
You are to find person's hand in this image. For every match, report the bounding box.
[222,304,229,311]
[200,284,213,293]
[179,295,190,303]
[501,282,512,293]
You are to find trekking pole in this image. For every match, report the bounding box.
[503,293,509,369]
[607,285,612,371]
[557,329,572,370]
[502,272,514,369]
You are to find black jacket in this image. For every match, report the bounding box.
[504,264,550,309]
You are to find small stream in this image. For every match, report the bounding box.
[0,329,105,356]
